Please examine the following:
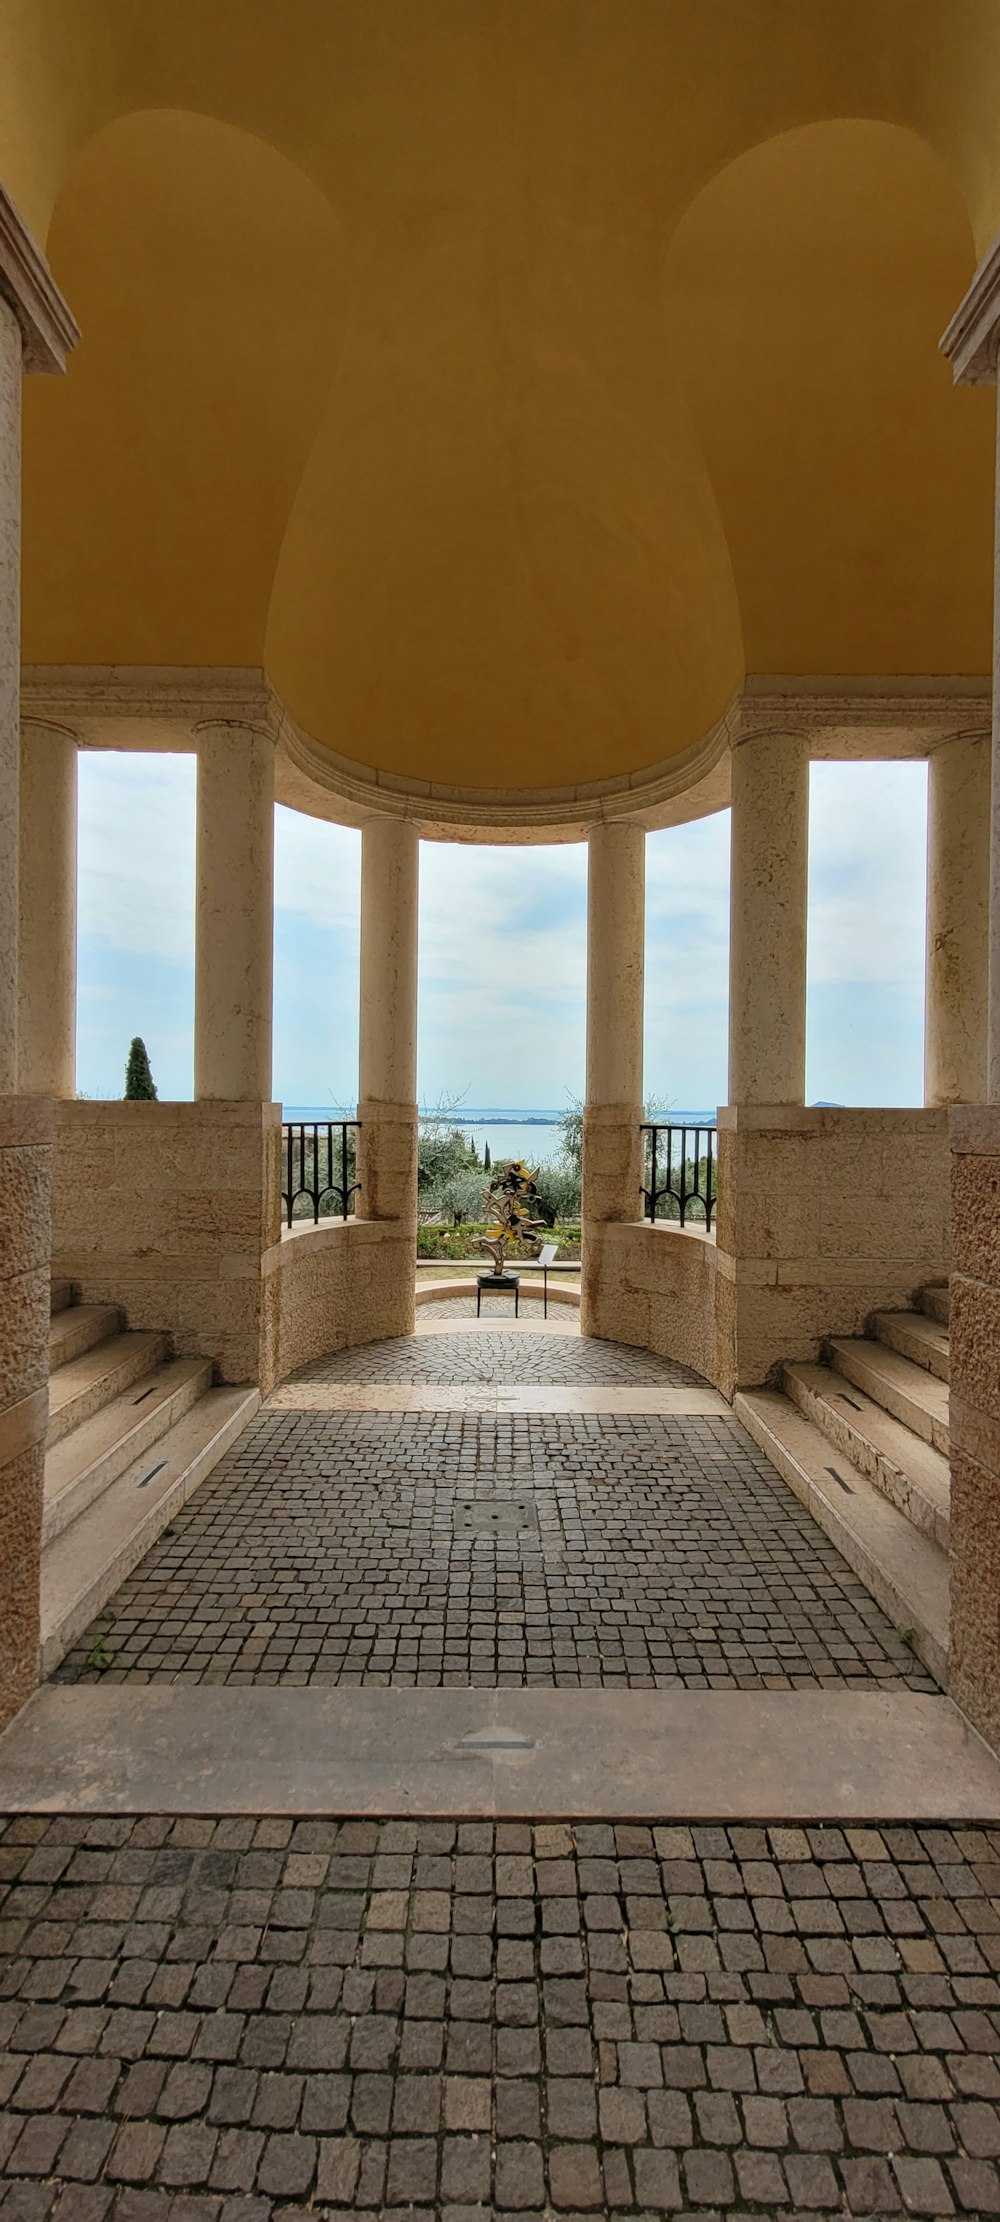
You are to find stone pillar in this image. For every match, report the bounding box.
[357,814,419,1229]
[194,721,275,1101]
[949,1107,1000,1746]
[728,729,809,1105]
[17,721,78,1097]
[0,292,21,1097]
[925,734,990,1107]
[941,247,1000,1749]
[580,822,645,1338]
[0,186,78,1730]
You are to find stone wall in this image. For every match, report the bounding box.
[582,1221,719,1382]
[52,1100,281,1386]
[51,1101,416,1393]
[582,1107,951,1397]
[0,1096,51,1728]
[948,1106,1000,1750]
[268,1217,415,1383]
[714,1106,952,1398]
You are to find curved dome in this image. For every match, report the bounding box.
[6,0,1000,797]
[664,120,995,680]
[20,108,345,667]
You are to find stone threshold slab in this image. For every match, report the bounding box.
[1,1687,998,1820]
[266,1384,730,1415]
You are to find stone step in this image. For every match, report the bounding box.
[783,1360,950,1552]
[735,1389,949,1689]
[919,1281,950,1328]
[40,1386,260,1678]
[872,1309,950,1383]
[43,1358,214,1547]
[46,1332,170,1448]
[825,1336,950,1456]
[49,1279,74,1317]
[48,1302,123,1372]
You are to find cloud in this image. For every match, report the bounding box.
[75,760,928,1113]
[273,807,361,932]
[418,843,588,1103]
[807,761,927,989]
[78,753,196,962]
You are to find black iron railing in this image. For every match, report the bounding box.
[282,1121,361,1227]
[641,1122,716,1230]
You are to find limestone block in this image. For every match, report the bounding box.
[0,1444,43,1731]
[0,1267,50,1408]
[356,1100,418,1226]
[581,1106,643,1225]
[730,1282,821,1392]
[950,1448,1000,1752]
[951,1391,1000,1485]
[0,1143,51,1279]
[952,1151,1000,1283]
[951,1274,1000,1427]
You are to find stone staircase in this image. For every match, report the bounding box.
[41,1281,258,1677]
[736,1284,951,1688]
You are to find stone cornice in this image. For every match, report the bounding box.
[737,677,991,754]
[941,234,1000,386]
[0,185,79,374]
[19,665,992,840]
[275,696,736,841]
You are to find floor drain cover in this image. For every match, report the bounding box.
[454,1498,536,1536]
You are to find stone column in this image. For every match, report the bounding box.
[580,822,645,1341]
[925,733,990,1106]
[357,814,419,1228]
[942,250,1000,1100]
[0,186,78,1731]
[17,721,78,1097]
[194,721,275,1101]
[728,729,809,1105]
[941,250,1000,1748]
[0,291,21,1097]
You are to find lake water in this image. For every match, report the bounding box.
[282,1106,717,1169]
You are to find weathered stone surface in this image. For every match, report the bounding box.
[0,1142,52,1277]
[952,1148,1000,1282]
[0,1443,43,1729]
[951,1274,1000,1428]
[0,1264,49,1408]
[950,1447,1000,1751]
[1,1809,997,2215]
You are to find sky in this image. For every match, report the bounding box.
[76,753,928,1112]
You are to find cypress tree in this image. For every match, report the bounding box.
[124,1037,158,1100]
[484,1141,491,1171]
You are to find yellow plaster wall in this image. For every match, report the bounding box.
[4,0,1000,791]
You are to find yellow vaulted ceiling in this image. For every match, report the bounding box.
[4,0,999,792]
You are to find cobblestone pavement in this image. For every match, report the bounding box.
[1,1812,999,2219]
[415,1295,580,1322]
[58,1412,931,1690]
[294,1332,701,1388]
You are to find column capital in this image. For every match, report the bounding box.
[941,233,1000,387]
[0,184,79,374]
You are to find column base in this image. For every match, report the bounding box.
[0,1095,53,1729]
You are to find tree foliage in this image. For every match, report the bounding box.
[124,1037,157,1100]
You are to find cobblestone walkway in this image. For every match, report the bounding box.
[57,1410,931,1691]
[415,1294,581,1322]
[295,1330,701,1388]
[1,1813,998,2219]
